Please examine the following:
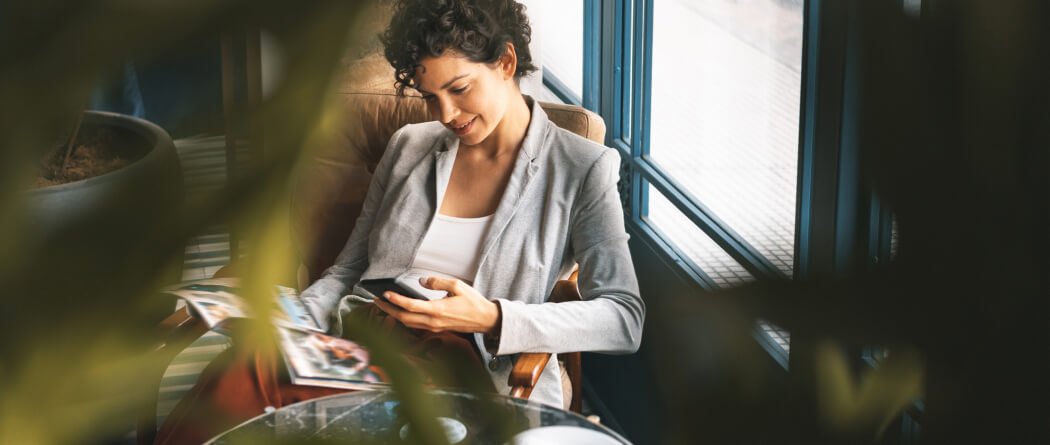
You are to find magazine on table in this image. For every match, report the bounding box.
[162,278,324,333]
[164,278,386,390]
[276,326,386,390]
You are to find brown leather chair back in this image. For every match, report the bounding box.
[291,53,606,281]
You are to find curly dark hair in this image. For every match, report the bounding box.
[381,0,538,95]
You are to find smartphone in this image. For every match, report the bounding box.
[358,277,447,304]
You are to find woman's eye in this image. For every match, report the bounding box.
[451,86,468,94]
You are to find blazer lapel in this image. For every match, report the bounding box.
[433,134,459,212]
[386,133,458,274]
[473,100,549,287]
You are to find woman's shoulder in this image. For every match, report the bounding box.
[375,121,449,172]
[390,121,449,151]
[542,123,619,176]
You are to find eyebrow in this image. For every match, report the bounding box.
[416,73,470,95]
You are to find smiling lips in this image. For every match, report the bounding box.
[449,117,476,135]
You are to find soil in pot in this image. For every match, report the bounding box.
[32,126,144,189]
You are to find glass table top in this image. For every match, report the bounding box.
[207,388,630,444]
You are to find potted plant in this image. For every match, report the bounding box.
[26,111,182,239]
[21,110,185,323]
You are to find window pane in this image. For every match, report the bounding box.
[534,0,583,99]
[759,319,791,353]
[649,0,803,277]
[648,184,754,287]
[651,185,791,356]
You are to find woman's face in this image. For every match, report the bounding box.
[413,50,516,147]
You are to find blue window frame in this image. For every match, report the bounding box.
[567,1,917,437]
[542,0,603,111]
[571,0,881,367]
[542,68,582,107]
[578,0,806,367]
[592,0,797,283]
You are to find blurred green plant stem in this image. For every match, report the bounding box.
[0,1,451,443]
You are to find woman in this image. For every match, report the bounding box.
[157,0,643,442]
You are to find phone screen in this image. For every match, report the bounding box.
[358,278,429,303]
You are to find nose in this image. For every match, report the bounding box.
[433,96,459,125]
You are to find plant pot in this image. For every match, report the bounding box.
[21,111,185,324]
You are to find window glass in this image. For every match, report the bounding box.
[648,0,804,277]
[648,184,754,287]
[650,185,791,355]
[759,319,791,353]
[534,0,584,99]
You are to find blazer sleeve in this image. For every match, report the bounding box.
[493,149,645,355]
[299,128,405,333]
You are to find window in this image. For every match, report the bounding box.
[575,0,901,422]
[531,0,584,104]
[648,183,754,287]
[647,0,804,279]
[581,0,806,365]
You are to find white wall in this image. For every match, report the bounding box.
[518,0,545,97]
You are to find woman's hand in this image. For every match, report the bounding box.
[372,276,500,335]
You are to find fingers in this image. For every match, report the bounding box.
[385,292,429,312]
[418,276,469,295]
[372,296,406,316]
[372,283,486,334]
[374,293,441,331]
[374,292,428,314]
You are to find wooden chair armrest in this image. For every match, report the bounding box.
[506,277,583,402]
[548,278,581,304]
[509,352,552,399]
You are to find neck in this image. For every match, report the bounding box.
[474,92,531,159]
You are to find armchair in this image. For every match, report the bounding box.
[138,53,603,444]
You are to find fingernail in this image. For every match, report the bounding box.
[419,276,427,285]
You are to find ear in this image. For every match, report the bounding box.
[499,41,518,80]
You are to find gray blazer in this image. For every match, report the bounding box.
[300,99,645,408]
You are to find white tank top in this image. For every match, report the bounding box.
[409,212,493,283]
[408,154,494,283]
